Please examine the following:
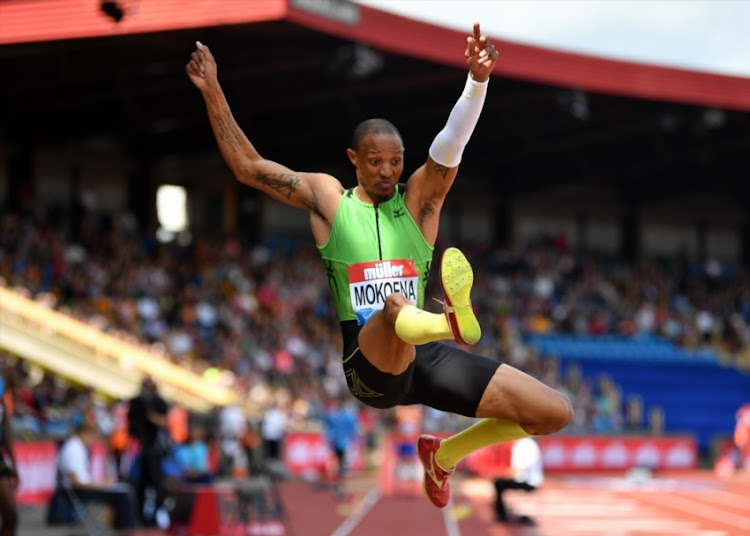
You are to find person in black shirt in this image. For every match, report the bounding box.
[128,376,169,527]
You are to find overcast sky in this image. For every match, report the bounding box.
[354,0,750,78]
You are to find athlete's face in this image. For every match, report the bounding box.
[347,132,404,204]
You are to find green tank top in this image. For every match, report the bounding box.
[318,185,434,324]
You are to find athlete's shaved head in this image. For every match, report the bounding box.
[351,118,402,152]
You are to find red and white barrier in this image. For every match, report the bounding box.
[13,440,57,506]
[13,440,113,506]
[282,432,365,478]
[283,433,698,479]
[536,435,697,472]
[11,433,702,505]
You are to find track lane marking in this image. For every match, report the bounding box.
[443,497,461,536]
[330,489,381,536]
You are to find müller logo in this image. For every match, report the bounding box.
[348,259,419,313]
[363,261,405,280]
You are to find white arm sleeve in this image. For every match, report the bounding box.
[428,74,488,167]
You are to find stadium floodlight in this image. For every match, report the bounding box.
[156,185,189,244]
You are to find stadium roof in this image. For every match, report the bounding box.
[1,0,749,200]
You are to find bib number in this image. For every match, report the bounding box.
[348,259,419,323]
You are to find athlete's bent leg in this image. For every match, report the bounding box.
[357,293,417,375]
[420,365,573,508]
[394,247,481,346]
[435,418,530,470]
[360,289,468,373]
[418,418,531,509]
[394,304,453,345]
[440,365,572,465]
[476,364,574,431]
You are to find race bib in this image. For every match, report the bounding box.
[348,259,419,324]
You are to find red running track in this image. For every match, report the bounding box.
[277,470,750,536]
[44,469,746,536]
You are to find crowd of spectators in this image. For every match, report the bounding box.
[464,236,750,360]
[3,206,750,449]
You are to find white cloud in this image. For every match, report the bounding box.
[355,0,750,76]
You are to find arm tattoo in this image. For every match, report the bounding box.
[213,112,244,153]
[253,170,300,199]
[432,163,450,179]
[418,201,436,227]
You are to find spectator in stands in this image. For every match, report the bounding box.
[493,437,543,525]
[54,422,138,530]
[167,404,190,447]
[322,396,359,494]
[624,395,644,432]
[173,422,215,484]
[218,402,249,477]
[244,418,264,476]
[8,165,750,455]
[261,397,289,463]
[0,372,19,536]
[128,376,170,527]
[591,375,621,433]
[108,399,130,481]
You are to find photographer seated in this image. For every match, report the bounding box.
[49,422,138,530]
[172,423,215,485]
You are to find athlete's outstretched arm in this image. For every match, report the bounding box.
[186,41,342,213]
[405,23,498,236]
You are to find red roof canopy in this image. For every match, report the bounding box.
[2,0,749,111]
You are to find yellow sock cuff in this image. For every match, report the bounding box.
[436,418,530,470]
[394,304,451,345]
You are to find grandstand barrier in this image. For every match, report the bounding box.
[281,432,703,483]
[14,440,112,506]
[466,435,698,474]
[282,431,366,480]
[13,440,57,506]
[14,433,729,506]
[534,435,697,472]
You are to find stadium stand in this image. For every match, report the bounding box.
[4,209,750,458]
[527,333,750,453]
[0,286,239,413]
[1,6,749,531]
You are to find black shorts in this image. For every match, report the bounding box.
[340,322,501,417]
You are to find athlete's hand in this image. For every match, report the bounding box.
[186,41,219,92]
[465,22,499,83]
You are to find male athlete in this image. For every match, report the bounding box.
[187,22,573,508]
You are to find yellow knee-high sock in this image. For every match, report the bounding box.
[436,418,530,470]
[394,304,452,345]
